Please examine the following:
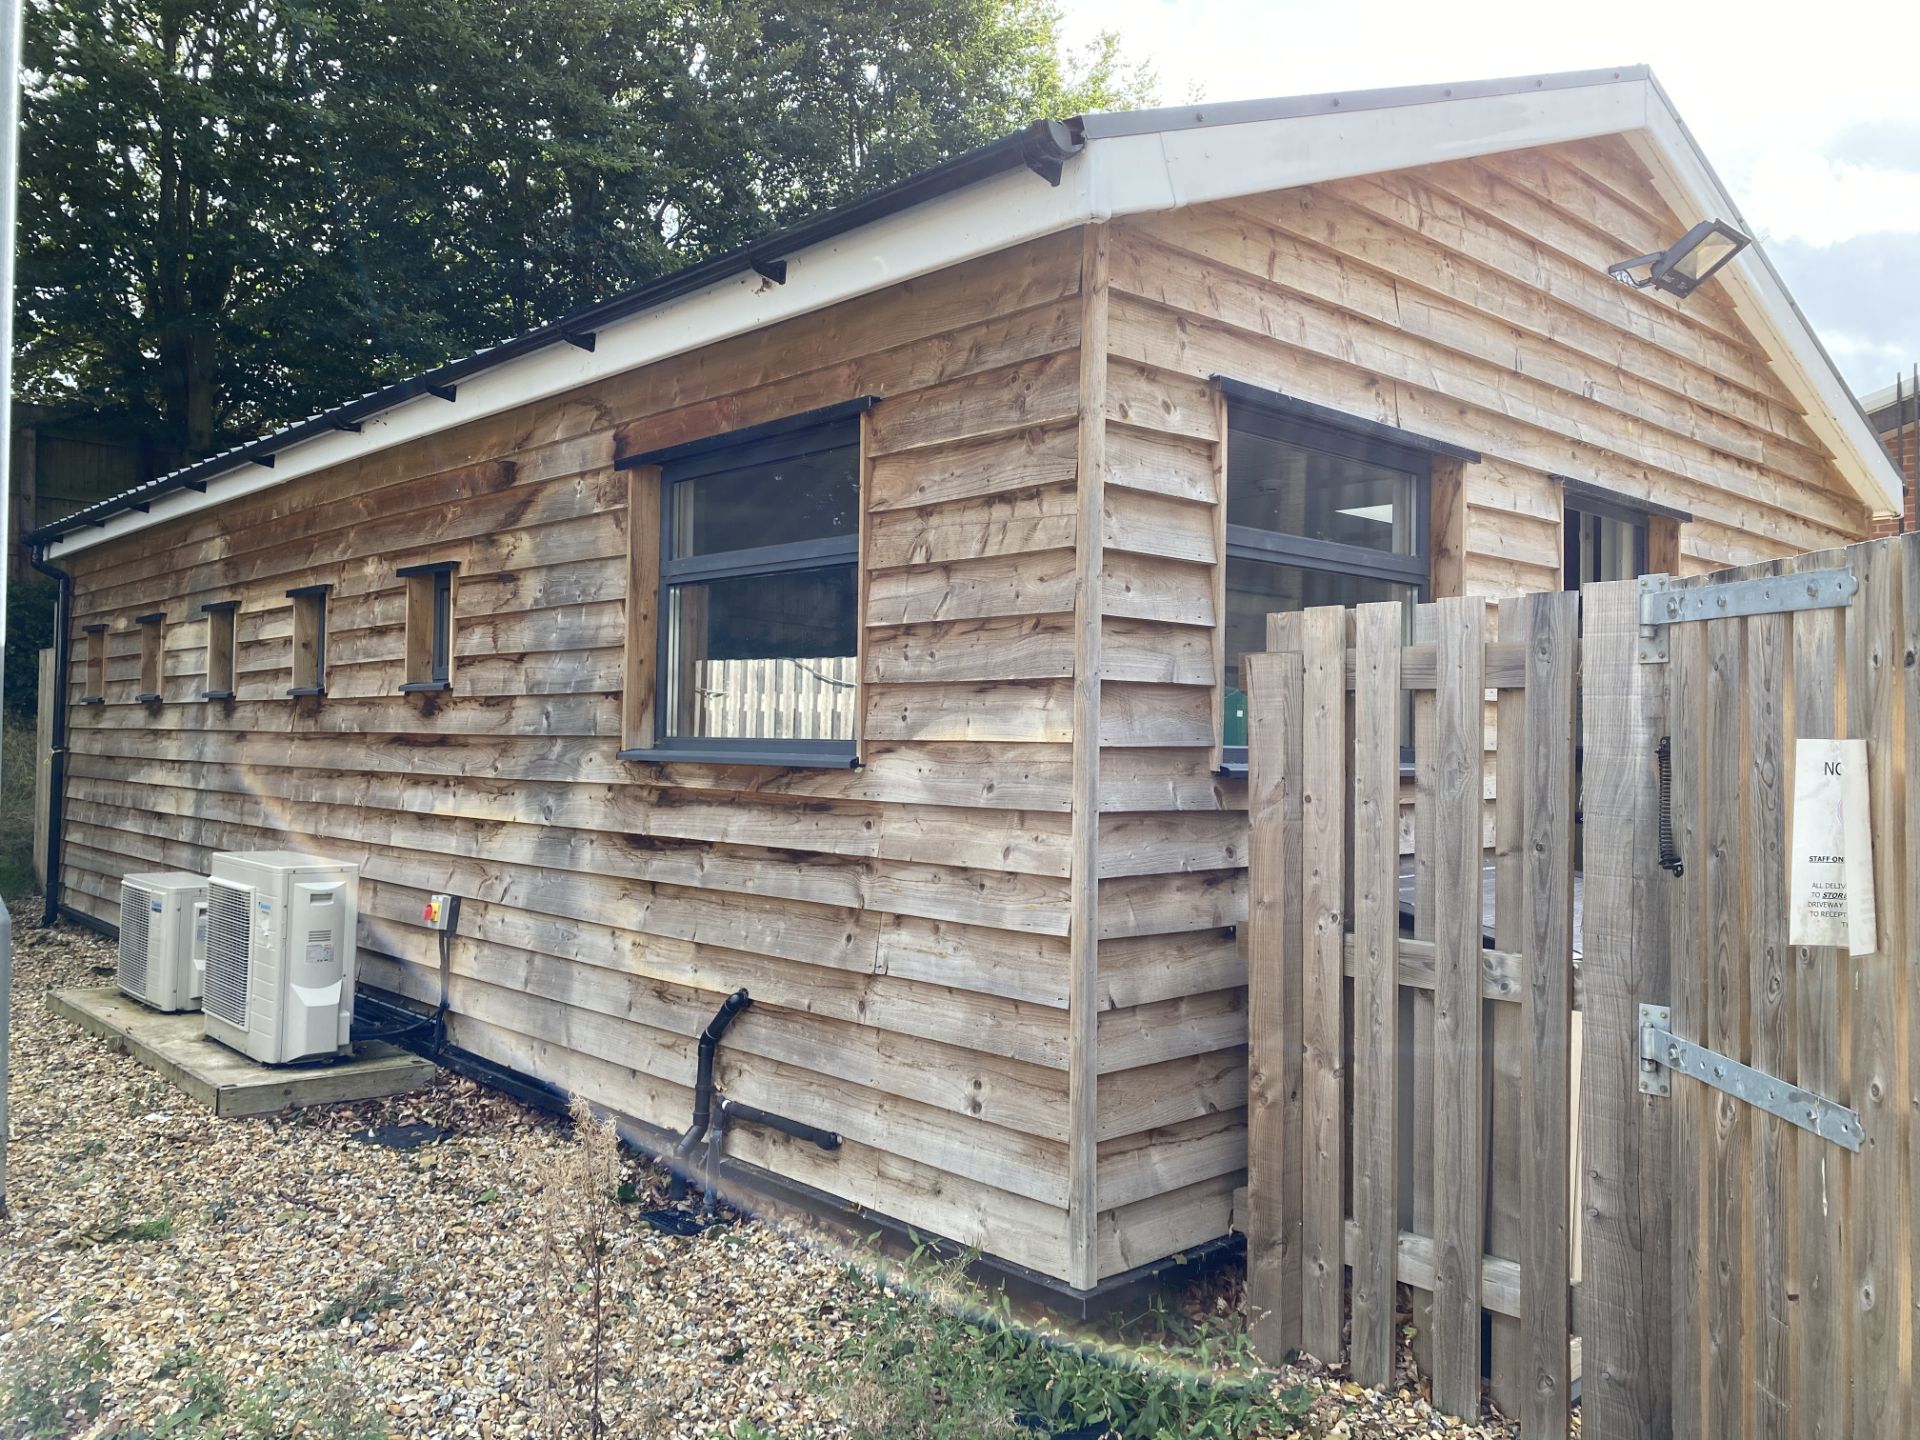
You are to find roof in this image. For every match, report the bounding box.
[33,64,1904,557]
[1861,375,1920,430]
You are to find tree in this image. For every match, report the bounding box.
[17,0,1150,474]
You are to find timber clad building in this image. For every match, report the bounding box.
[30,67,1903,1298]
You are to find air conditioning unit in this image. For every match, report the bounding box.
[117,871,208,1012]
[202,851,360,1065]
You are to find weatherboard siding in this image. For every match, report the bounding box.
[56,231,1096,1282]
[1079,134,1873,1278]
[51,130,1879,1295]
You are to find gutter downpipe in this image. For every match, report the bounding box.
[27,545,70,929]
[669,988,751,1201]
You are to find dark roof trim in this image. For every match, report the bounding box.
[395,560,461,579]
[1214,376,1483,463]
[134,611,165,625]
[27,122,1079,545]
[201,599,240,614]
[1078,66,1648,139]
[286,583,333,599]
[1555,474,1693,524]
[618,396,876,471]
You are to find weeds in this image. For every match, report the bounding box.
[0,1322,389,1440]
[532,1097,628,1440]
[314,1271,408,1329]
[1,1323,110,1438]
[823,1248,1314,1440]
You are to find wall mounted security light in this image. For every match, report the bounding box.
[1607,219,1750,298]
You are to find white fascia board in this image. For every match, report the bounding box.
[47,162,1096,561]
[1084,77,1651,218]
[1628,105,1902,516]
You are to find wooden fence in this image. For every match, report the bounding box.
[1243,534,1920,1440]
[691,654,856,740]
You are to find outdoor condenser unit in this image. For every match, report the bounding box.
[117,871,209,1012]
[201,851,360,1065]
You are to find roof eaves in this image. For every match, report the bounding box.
[28,119,1081,548]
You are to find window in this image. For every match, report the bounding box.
[1558,477,1686,589]
[1219,383,1460,771]
[202,601,238,700]
[287,584,331,696]
[398,562,458,692]
[617,399,871,767]
[134,613,165,702]
[80,624,107,704]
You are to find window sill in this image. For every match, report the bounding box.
[399,681,453,694]
[78,697,104,706]
[202,690,234,701]
[617,745,859,770]
[135,693,161,704]
[288,686,326,698]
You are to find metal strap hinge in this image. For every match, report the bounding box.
[1638,1004,1864,1151]
[1636,567,1856,663]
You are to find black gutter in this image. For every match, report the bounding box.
[671,988,752,1198]
[26,546,71,926]
[26,119,1081,546]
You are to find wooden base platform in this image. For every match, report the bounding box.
[48,987,434,1118]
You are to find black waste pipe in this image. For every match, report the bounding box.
[669,988,751,1199]
[719,1098,841,1151]
[27,546,71,927]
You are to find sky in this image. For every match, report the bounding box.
[1055,0,1920,400]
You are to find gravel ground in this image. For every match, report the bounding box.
[2,909,1540,1439]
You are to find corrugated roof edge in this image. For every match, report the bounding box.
[27,118,1081,545]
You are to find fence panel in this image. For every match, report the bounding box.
[1245,590,1578,1435]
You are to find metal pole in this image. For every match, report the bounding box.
[0,0,22,1215]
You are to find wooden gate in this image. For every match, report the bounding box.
[1244,534,1920,1440]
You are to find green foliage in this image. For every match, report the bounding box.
[0,1324,388,1440]
[823,1254,1314,1440]
[1,1324,110,1438]
[20,0,1152,473]
[4,574,55,724]
[0,718,39,902]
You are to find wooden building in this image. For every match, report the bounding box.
[29,66,1902,1300]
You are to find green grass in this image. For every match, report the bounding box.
[0,716,40,903]
[815,1250,1314,1440]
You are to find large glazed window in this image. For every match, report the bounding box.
[620,399,870,767]
[1221,393,1433,770]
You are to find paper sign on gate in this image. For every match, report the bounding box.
[1789,737,1875,954]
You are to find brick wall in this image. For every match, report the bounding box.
[1875,419,1917,535]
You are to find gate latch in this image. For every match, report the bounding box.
[1638,1004,1864,1151]
[1637,568,1856,663]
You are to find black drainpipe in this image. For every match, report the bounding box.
[27,545,71,927]
[669,988,751,1200]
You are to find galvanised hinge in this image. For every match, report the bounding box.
[1637,568,1856,663]
[1637,1004,1864,1151]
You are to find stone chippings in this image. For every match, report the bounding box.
[1,909,1551,1439]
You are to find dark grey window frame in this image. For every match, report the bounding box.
[617,397,872,769]
[1555,475,1691,590]
[396,560,459,693]
[286,583,331,697]
[1217,381,1466,775]
[201,600,239,700]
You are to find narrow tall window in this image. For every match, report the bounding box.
[398,561,458,692]
[134,612,165,702]
[80,623,107,704]
[1557,477,1687,589]
[1220,384,1444,770]
[287,584,331,696]
[202,600,238,700]
[617,399,870,767]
